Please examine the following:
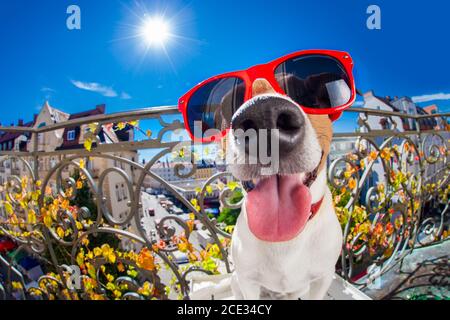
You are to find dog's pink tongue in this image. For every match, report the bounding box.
[246,175,312,242]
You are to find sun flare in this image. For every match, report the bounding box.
[140,16,171,47]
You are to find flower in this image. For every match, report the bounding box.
[348,178,357,190]
[380,147,391,161]
[84,138,94,151]
[368,150,378,161]
[101,244,116,263]
[136,248,155,271]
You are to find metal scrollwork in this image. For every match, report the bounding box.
[0,106,448,299]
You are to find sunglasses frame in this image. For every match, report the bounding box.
[178,49,356,143]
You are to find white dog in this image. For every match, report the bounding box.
[227,78,343,300]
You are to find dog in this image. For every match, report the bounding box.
[179,50,354,300]
[226,78,343,300]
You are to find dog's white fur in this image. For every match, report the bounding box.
[228,90,342,300]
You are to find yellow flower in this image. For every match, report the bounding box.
[101,244,116,263]
[82,238,89,246]
[360,159,365,170]
[76,251,85,266]
[178,241,188,252]
[138,282,153,296]
[112,290,121,299]
[79,159,85,169]
[86,251,94,259]
[86,262,96,279]
[207,244,222,259]
[11,281,23,290]
[106,274,114,283]
[227,181,238,191]
[27,209,37,224]
[4,201,13,215]
[92,247,101,257]
[84,138,93,152]
[56,227,65,238]
[76,180,83,190]
[61,199,70,210]
[128,120,139,127]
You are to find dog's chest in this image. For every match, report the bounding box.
[231,193,342,293]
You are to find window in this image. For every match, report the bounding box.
[37,122,46,145]
[67,130,76,141]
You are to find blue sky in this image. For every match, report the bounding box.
[1,0,449,136]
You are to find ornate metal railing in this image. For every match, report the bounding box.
[0,105,448,300]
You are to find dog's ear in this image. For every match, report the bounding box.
[306,114,333,171]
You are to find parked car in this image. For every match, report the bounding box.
[148,208,155,217]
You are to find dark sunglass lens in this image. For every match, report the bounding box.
[187,77,245,139]
[275,55,351,109]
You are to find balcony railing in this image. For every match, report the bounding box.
[0,105,448,300]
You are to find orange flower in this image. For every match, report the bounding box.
[186,220,195,232]
[136,248,155,271]
[380,147,391,160]
[348,178,357,190]
[368,150,378,161]
[403,142,410,152]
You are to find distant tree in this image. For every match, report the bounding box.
[216,189,243,226]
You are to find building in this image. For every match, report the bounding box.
[358,91,446,200]
[329,137,357,164]
[0,102,140,250]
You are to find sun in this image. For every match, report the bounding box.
[140,16,171,47]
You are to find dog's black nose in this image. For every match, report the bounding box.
[231,95,306,156]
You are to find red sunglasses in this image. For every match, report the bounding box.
[178,49,356,143]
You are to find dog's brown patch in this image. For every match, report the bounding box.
[306,114,333,172]
[252,78,276,96]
